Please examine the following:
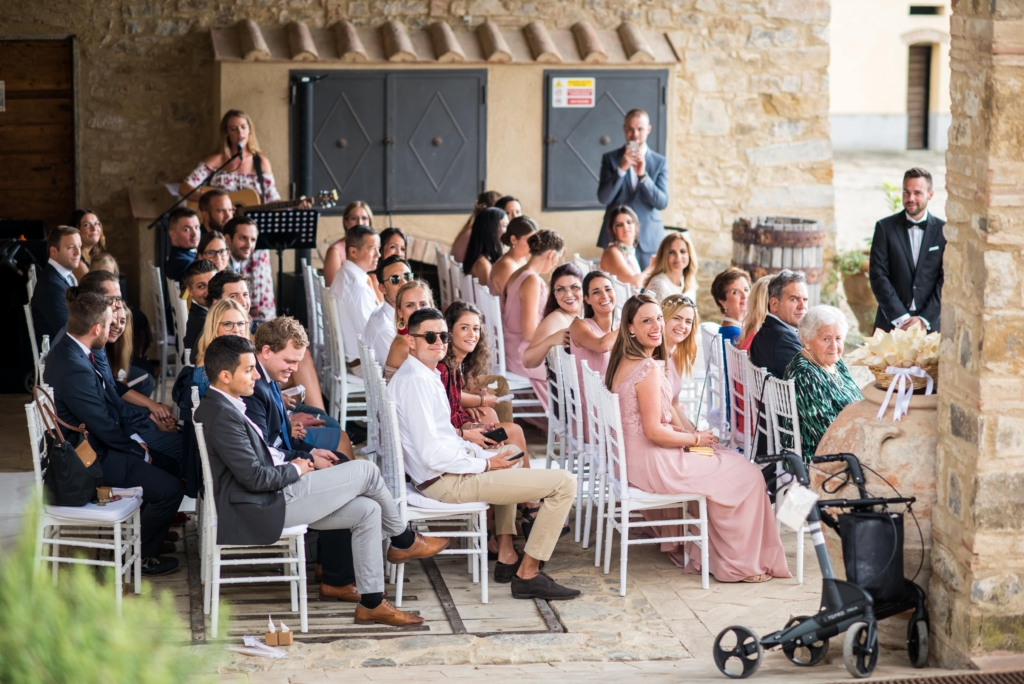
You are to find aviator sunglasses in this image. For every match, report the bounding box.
[387,272,415,285]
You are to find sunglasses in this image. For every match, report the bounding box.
[410,331,450,344]
[386,272,415,285]
[203,248,229,259]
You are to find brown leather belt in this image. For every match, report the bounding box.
[414,476,441,492]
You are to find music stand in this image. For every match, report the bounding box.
[248,209,320,306]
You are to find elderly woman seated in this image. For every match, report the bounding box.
[783,304,863,458]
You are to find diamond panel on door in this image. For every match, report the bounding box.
[544,70,668,210]
[392,71,486,212]
[310,74,386,212]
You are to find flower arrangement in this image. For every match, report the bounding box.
[846,324,940,389]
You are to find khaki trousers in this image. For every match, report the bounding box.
[422,459,576,561]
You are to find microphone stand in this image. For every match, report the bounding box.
[146,145,244,233]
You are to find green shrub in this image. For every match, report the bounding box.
[0,499,220,684]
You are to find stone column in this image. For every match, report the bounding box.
[932,0,1024,668]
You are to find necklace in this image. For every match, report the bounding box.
[801,349,840,379]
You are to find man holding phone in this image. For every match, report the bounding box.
[387,308,582,601]
[596,109,670,269]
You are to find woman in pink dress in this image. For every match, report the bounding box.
[501,230,565,411]
[606,294,790,583]
[661,294,698,411]
[570,270,618,432]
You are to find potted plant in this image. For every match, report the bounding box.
[836,244,876,335]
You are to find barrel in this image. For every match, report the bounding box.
[731,216,824,305]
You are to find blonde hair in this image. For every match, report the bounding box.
[90,252,119,276]
[393,280,435,328]
[605,294,668,391]
[343,201,374,228]
[108,307,134,382]
[740,275,773,345]
[195,298,248,365]
[661,295,699,379]
[644,233,698,295]
[217,109,263,158]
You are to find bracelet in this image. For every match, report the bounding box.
[479,394,485,407]
[694,431,701,447]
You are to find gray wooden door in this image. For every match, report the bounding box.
[906,45,932,150]
[543,70,668,210]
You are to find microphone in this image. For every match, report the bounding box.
[236,141,244,157]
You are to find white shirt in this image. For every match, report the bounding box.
[209,386,302,476]
[329,259,378,363]
[616,142,649,191]
[363,301,396,367]
[49,258,76,286]
[386,354,487,486]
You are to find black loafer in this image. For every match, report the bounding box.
[141,556,180,576]
[494,554,523,584]
[510,571,581,600]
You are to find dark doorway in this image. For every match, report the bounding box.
[906,44,932,150]
[0,39,76,228]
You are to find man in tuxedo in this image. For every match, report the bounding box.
[198,189,235,233]
[750,270,809,379]
[164,207,200,282]
[182,259,218,360]
[363,255,413,365]
[869,167,946,332]
[224,215,275,321]
[596,108,670,269]
[194,335,448,625]
[30,225,81,345]
[43,292,184,575]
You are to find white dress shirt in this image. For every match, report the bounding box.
[329,259,378,364]
[363,301,396,367]
[616,142,649,191]
[386,355,487,486]
[209,386,302,476]
[49,257,76,286]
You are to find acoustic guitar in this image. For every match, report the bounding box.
[185,188,338,213]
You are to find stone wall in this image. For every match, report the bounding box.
[931,0,1024,667]
[2,0,833,310]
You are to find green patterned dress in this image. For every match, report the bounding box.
[782,353,863,459]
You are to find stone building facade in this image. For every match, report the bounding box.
[2,0,833,310]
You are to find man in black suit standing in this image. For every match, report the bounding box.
[750,269,809,380]
[43,292,184,575]
[30,225,82,345]
[194,335,449,625]
[596,108,670,269]
[869,167,946,333]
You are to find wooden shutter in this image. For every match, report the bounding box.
[906,45,932,150]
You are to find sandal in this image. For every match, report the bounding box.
[741,573,773,583]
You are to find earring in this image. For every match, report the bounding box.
[629,332,636,338]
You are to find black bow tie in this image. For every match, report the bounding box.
[906,218,926,228]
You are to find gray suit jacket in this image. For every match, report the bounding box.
[194,389,301,546]
[596,145,670,254]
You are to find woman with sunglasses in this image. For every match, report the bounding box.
[521,262,584,371]
[192,298,250,397]
[606,295,789,583]
[383,280,434,382]
[197,230,231,272]
[661,294,699,412]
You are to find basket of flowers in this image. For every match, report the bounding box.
[846,324,939,390]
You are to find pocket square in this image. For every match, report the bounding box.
[929,245,940,251]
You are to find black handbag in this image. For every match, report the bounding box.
[34,386,104,507]
[839,510,905,603]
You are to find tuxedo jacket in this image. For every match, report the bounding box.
[869,211,946,332]
[43,334,149,486]
[194,389,301,546]
[749,315,802,380]
[596,145,669,254]
[30,263,71,345]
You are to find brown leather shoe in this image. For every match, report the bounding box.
[354,599,424,626]
[319,582,387,603]
[386,532,450,564]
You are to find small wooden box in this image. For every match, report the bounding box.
[265,630,292,646]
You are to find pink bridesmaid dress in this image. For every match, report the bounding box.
[570,317,612,435]
[614,357,790,582]
[502,270,548,410]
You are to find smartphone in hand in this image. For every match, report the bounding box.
[482,427,508,443]
[504,451,525,462]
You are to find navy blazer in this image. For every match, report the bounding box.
[164,247,196,283]
[242,365,314,460]
[43,334,148,486]
[596,145,670,254]
[749,315,802,380]
[182,303,207,364]
[30,263,72,345]
[869,212,946,332]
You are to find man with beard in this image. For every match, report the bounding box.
[223,215,276,321]
[198,189,235,233]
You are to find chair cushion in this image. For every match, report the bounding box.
[46,496,142,523]
[504,372,535,390]
[346,374,365,388]
[610,478,704,503]
[280,524,308,537]
[405,484,487,511]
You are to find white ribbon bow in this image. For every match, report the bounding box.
[876,365,934,422]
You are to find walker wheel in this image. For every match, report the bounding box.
[907,619,929,668]
[782,615,830,667]
[713,625,764,679]
[843,621,879,678]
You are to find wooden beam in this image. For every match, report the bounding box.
[380,20,417,62]
[428,21,466,62]
[572,21,608,63]
[523,21,562,63]
[287,21,319,61]
[617,21,655,63]
[476,20,512,62]
[236,19,271,61]
[332,21,368,62]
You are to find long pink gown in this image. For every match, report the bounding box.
[615,358,790,582]
[502,270,548,410]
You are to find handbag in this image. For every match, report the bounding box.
[33,386,105,507]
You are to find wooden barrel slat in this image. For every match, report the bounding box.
[731,215,825,305]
